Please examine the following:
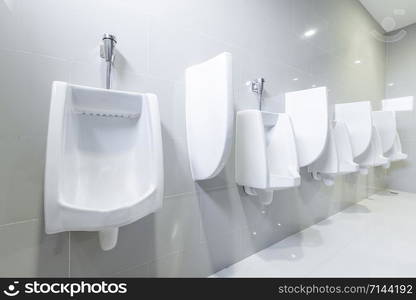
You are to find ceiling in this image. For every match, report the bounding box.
[360,0,416,32]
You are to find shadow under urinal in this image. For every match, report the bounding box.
[195,164,303,273]
[196,182,246,273]
[66,215,156,277]
[35,214,69,277]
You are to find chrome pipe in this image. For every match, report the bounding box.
[100,34,117,89]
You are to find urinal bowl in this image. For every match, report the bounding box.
[335,101,373,159]
[381,97,413,163]
[359,111,397,170]
[308,124,338,184]
[45,82,164,250]
[382,96,414,112]
[235,110,300,204]
[335,101,383,174]
[355,125,390,170]
[372,111,397,155]
[335,122,360,175]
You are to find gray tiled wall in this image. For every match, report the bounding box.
[0,0,386,277]
[385,23,416,192]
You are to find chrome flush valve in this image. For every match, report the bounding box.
[100,34,117,89]
[100,34,117,63]
[246,78,265,110]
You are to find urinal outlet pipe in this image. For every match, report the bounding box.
[99,228,119,251]
[100,34,117,89]
[257,78,265,110]
[105,62,112,90]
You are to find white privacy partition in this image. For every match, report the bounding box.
[382,96,414,112]
[335,101,378,173]
[185,52,234,181]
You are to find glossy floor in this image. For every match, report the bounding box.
[213,190,416,277]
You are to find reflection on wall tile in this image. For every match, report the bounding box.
[69,217,156,277]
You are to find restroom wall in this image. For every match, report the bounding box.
[385,23,416,193]
[0,0,386,277]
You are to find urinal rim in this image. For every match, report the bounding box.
[59,185,157,213]
[47,188,159,234]
[64,81,149,98]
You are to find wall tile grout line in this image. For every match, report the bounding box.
[0,218,38,229]
[68,232,71,278]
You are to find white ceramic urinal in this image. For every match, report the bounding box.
[370,111,397,169]
[308,124,338,185]
[382,96,413,163]
[309,121,359,186]
[372,111,396,155]
[335,122,360,174]
[285,87,329,168]
[386,133,407,162]
[356,125,389,170]
[335,101,374,174]
[45,82,164,251]
[335,102,373,158]
[235,110,300,205]
[186,52,233,181]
